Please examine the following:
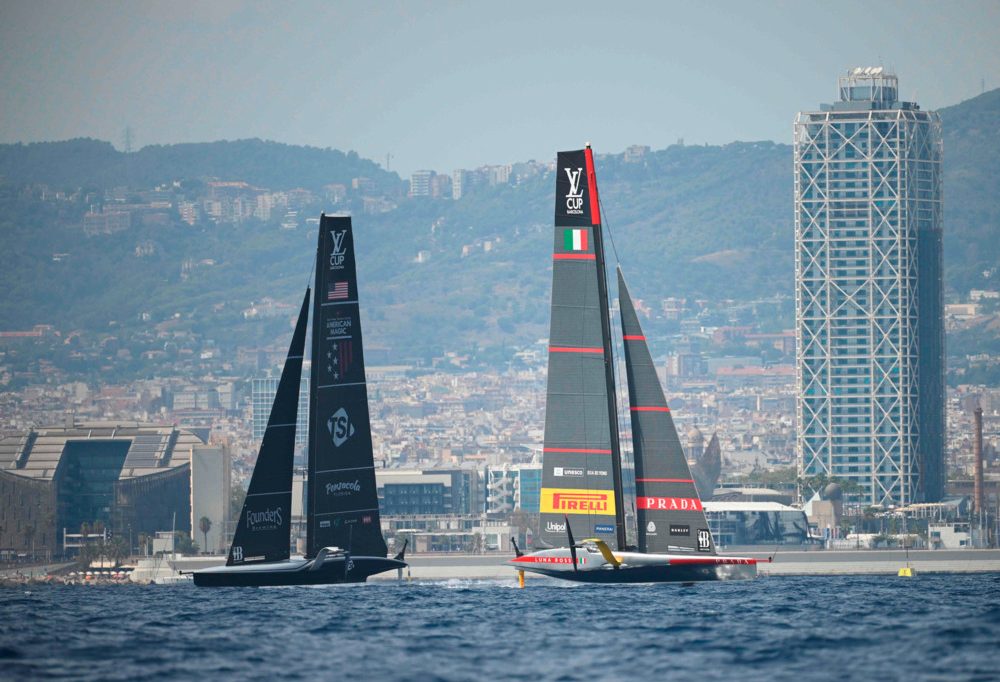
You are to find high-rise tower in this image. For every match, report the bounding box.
[794,68,944,505]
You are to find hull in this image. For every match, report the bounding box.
[510,548,757,583]
[193,555,405,587]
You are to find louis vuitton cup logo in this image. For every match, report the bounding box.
[564,167,584,215]
[329,229,348,269]
[327,407,355,447]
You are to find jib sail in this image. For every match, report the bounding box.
[228,289,310,565]
[618,268,716,555]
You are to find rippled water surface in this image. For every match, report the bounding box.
[2,574,999,680]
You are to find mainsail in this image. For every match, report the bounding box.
[228,289,310,565]
[618,269,716,555]
[306,214,387,559]
[538,147,625,550]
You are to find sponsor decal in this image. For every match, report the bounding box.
[326,315,353,338]
[362,515,373,524]
[563,228,588,251]
[328,281,349,301]
[320,520,331,528]
[327,407,355,447]
[540,488,616,515]
[586,469,608,477]
[636,496,703,511]
[513,555,586,565]
[698,529,712,552]
[669,524,691,536]
[564,167,585,215]
[325,480,361,496]
[329,229,348,269]
[546,520,566,533]
[594,524,614,534]
[246,506,283,531]
[231,546,244,562]
[553,466,584,477]
[646,521,657,534]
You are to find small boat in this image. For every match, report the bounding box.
[195,215,406,587]
[510,146,757,583]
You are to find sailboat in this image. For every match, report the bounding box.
[194,214,406,587]
[509,146,758,582]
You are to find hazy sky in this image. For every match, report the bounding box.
[2,1,998,176]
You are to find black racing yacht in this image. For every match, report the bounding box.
[194,215,406,587]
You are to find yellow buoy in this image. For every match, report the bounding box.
[518,570,525,588]
[898,567,914,577]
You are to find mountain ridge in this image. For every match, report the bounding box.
[0,89,997,369]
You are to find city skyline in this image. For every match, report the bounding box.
[1,1,999,176]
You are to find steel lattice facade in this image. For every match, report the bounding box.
[794,69,944,506]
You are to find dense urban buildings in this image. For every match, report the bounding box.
[794,68,945,506]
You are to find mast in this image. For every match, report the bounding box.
[306,214,387,559]
[538,146,624,550]
[227,288,310,565]
[585,146,627,550]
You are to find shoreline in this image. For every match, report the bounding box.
[3,549,998,586]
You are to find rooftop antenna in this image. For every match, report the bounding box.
[123,126,135,188]
[385,153,393,172]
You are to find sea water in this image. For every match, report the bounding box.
[1,573,998,680]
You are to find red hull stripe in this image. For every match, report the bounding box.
[623,335,646,341]
[584,147,600,226]
[630,406,670,412]
[549,346,604,354]
[544,447,612,454]
[636,478,694,483]
[669,558,757,566]
[553,253,596,260]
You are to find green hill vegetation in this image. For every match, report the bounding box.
[0,89,997,369]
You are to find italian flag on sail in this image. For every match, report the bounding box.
[564,228,588,251]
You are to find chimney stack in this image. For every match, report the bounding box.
[973,406,984,515]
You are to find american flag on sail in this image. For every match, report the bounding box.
[328,281,349,300]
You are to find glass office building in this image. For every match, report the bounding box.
[794,68,944,505]
[251,376,309,446]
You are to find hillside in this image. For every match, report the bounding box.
[0,88,997,368]
[0,138,403,195]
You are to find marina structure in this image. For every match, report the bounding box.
[794,68,945,506]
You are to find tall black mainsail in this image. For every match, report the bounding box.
[307,214,387,559]
[618,269,716,555]
[538,147,625,550]
[228,289,310,565]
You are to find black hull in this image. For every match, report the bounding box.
[193,556,405,587]
[523,563,751,583]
